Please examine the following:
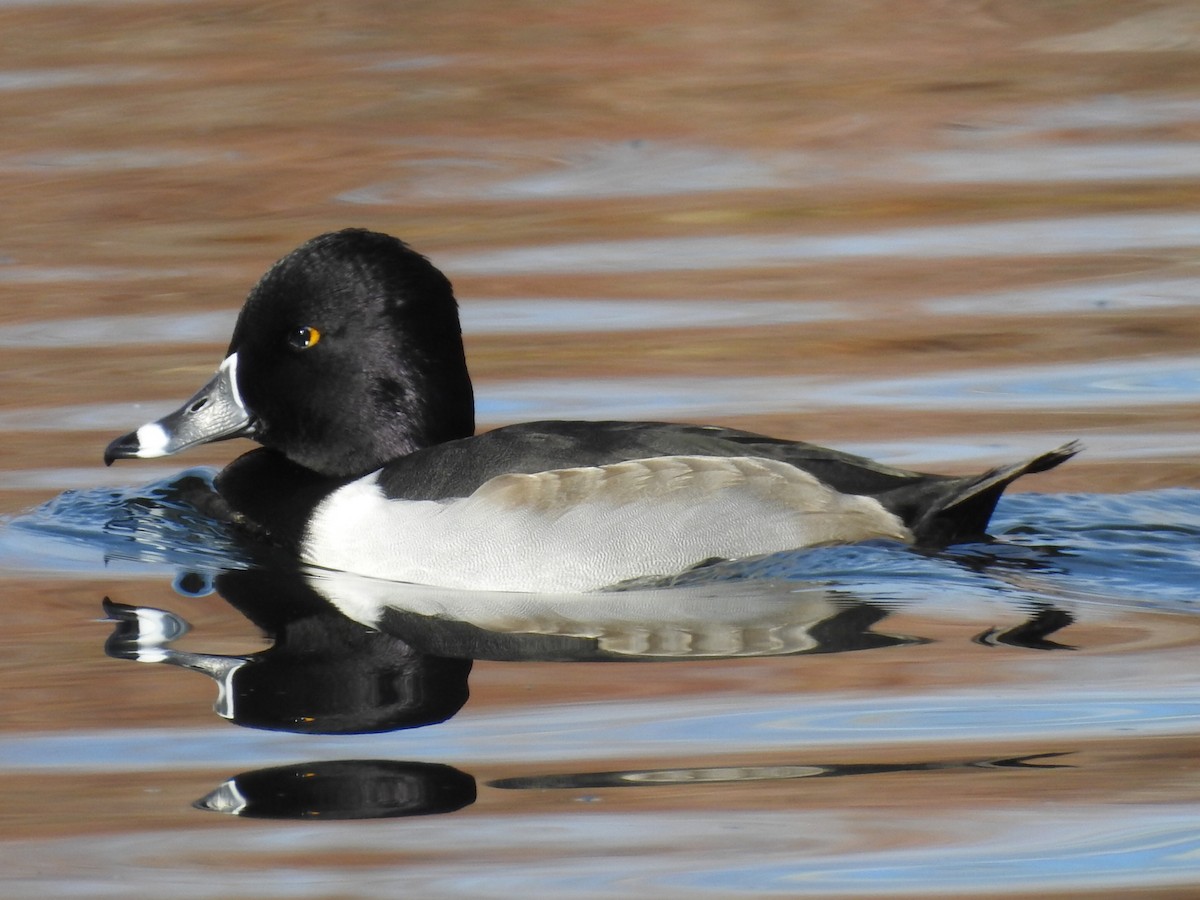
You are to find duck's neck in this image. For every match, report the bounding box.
[214,449,354,551]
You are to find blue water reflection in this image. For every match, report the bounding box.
[5,472,1200,890]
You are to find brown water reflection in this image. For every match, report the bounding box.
[3,0,1200,896]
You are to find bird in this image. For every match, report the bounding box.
[105,228,1078,592]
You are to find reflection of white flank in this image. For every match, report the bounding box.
[306,566,846,658]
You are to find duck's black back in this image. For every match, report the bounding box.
[375,420,930,501]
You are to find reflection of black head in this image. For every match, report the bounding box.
[103,567,472,735]
[196,759,476,820]
[211,568,472,734]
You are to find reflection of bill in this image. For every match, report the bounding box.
[102,565,473,736]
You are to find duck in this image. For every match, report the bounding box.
[104,228,1078,592]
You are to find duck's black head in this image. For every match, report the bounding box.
[105,229,475,478]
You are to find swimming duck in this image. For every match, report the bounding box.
[105,228,1078,592]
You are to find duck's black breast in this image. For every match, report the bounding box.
[213,448,356,551]
[375,420,928,502]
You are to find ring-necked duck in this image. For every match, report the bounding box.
[105,229,1078,591]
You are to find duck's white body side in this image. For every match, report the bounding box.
[302,455,912,592]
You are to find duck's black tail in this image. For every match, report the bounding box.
[880,441,1081,548]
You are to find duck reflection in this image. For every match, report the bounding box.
[102,562,1078,820]
[103,566,922,736]
[105,574,1076,735]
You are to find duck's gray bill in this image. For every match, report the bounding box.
[104,354,255,465]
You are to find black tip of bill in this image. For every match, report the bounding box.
[104,431,141,466]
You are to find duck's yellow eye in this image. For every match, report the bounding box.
[288,326,321,350]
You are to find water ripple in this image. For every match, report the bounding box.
[443,213,1200,274]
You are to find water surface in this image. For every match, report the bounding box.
[3,2,1200,898]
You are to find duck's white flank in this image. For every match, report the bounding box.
[301,455,913,592]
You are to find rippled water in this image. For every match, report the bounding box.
[5,478,1200,898]
[4,1,1200,898]
[442,213,1200,274]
